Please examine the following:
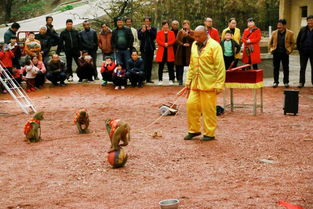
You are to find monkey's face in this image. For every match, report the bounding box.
[33,112,44,120]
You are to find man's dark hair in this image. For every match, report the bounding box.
[11,22,20,29]
[29,32,34,35]
[247,17,255,22]
[46,16,53,21]
[162,20,169,26]
[225,30,232,35]
[278,19,287,25]
[116,17,123,22]
[81,50,88,54]
[83,20,89,24]
[125,17,132,22]
[228,18,236,23]
[307,15,313,20]
[131,49,138,54]
[10,36,17,40]
[101,22,108,27]
[144,16,152,22]
[66,19,73,24]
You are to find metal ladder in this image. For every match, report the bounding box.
[0,65,36,114]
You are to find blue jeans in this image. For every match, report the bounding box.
[115,49,130,69]
[46,72,67,85]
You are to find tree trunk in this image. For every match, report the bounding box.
[4,0,13,22]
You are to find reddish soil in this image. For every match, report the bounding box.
[0,84,312,209]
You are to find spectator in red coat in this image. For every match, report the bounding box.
[0,44,15,74]
[156,20,176,85]
[242,18,262,69]
[100,56,116,86]
[204,17,220,43]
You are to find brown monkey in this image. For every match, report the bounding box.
[105,118,130,153]
[24,111,44,142]
[74,108,90,134]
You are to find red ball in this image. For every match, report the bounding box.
[107,148,128,168]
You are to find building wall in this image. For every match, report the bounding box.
[279,0,313,34]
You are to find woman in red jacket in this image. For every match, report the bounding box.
[242,18,262,69]
[156,20,176,85]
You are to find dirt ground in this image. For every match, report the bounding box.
[0,84,312,209]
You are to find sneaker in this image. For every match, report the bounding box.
[169,80,174,85]
[30,88,36,91]
[87,79,94,83]
[115,86,119,90]
[121,86,125,90]
[147,80,154,83]
[298,83,304,88]
[2,90,8,94]
[272,83,278,88]
[138,83,143,88]
[284,83,289,88]
[60,82,66,86]
[201,136,215,141]
[184,132,201,140]
[158,81,163,86]
[179,80,183,86]
[101,80,107,86]
[26,89,31,93]
[94,76,100,80]
[67,76,73,82]
[78,79,83,82]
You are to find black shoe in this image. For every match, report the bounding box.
[272,83,278,88]
[147,80,154,83]
[94,76,99,80]
[179,81,183,86]
[201,135,215,141]
[298,83,304,88]
[78,79,83,82]
[138,83,143,88]
[184,132,201,140]
[60,82,66,86]
[284,83,289,88]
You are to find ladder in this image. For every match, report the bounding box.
[0,65,36,114]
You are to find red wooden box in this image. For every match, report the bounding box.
[226,69,263,83]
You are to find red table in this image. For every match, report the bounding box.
[223,69,264,115]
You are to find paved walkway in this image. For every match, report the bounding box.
[0,0,106,42]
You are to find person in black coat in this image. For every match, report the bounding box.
[56,19,80,82]
[296,15,313,88]
[46,16,60,47]
[111,17,134,70]
[79,20,99,80]
[126,50,145,87]
[35,26,51,64]
[138,17,157,83]
[76,51,95,82]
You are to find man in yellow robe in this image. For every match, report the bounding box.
[184,26,225,141]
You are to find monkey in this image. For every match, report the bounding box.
[74,108,90,134]
[105,118,130,153]
[24,111,44,142]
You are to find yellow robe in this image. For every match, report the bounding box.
[221,27,241,59]
[186,38,225,137]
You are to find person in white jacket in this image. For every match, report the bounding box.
[125,18,140,52]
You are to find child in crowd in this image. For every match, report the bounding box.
[112,64,126,90]
[0,43,15,74]
[100,56,116,86]
[8,36,22,69]
[220,30,240,70]
[24,60,39,92]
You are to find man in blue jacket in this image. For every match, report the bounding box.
[126,50,145,87]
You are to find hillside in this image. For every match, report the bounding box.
[0,0,82,24]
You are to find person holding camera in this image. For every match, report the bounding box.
[175,20,194,85]
[242,18,262,69]
[100,56,116,86]
[76,51,95,82]
[138,17,157,83]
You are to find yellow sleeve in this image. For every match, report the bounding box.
[212,44,225,90]
[186,42,196,86]
[268,33,274,53]
[221,29,226,41]
[290,32,296,52]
